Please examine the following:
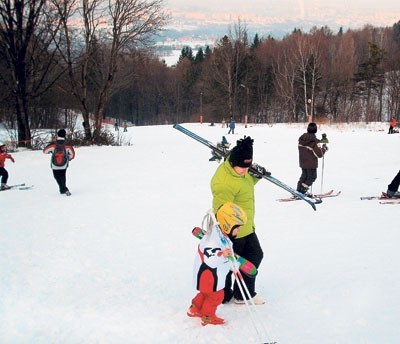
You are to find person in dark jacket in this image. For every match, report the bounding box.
[43,129,75,196]
[296,122,328,195]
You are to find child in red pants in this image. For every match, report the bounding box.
[0,143,15,190]
[188,202,247,326]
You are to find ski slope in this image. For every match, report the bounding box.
[1,122,399,343]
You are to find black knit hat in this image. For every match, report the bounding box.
[57,129,66,138]
[307,122,317,134]
[229,136,253,168]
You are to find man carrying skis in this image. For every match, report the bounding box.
[188,202,247,326]
[43,129,75,196]
[0,142,15,190]
[296,122,328,196]
[211,136,267,305]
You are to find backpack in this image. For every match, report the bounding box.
[52,141,68,167]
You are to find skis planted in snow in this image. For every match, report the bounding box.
[173,124,320,211]
[192,227,257,277]
[277,190,341,202]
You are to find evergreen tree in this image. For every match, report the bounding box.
[194,47,204,63]
[393,21,400,46]
[204,45,211,58]
[354,41,386,122]
[251,33,261,50]
[179,46,194,63]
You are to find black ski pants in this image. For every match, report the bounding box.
[52,169,69,194]
[223,232,264,301]
[388,170,400,192]
[0,167,9,184]
[297,168,317,191]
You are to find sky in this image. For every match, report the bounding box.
[1,121,400,343]
[165,0,400,30]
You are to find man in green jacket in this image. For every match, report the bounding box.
[211,136,266,305]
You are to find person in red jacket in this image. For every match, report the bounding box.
[388,117,397,134]
[43,129,75,196]
[296,122,328,196]
[0,142,15,190]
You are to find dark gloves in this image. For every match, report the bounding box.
[249,163,271,179]
[320,133,329,144]
[322,144,328,153]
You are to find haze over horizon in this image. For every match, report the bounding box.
[165,0,400,33]
[158,0,400,66]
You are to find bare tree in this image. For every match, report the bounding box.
[49,0,168,142]
[322,30,357,121]
[0,0,63,146]
[203,20,249,121]
[273,35,300,122]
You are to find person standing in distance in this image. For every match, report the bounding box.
[296,122,328,196]
[43,129,75,196]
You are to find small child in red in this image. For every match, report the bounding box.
[188,202,247,326]
[0,143,15,190]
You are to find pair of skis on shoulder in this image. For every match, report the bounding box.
[276,190,341,202]
[0,183,34,192]
[361,192,400,204]
[173,124,321,211]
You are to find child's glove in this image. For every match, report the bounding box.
[222,248,232,258]
[249,163,271,179]
[11,157,15,163]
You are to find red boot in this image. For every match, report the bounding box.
[187,304,202,318]
[201,315,225,326]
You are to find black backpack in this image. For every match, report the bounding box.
[52,141,68,167]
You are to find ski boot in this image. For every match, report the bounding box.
[386,189,400,198]
[1,183,10,190]
[187,304,202,318]
[201,315,225,326]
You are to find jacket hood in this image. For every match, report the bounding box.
[299,133,318,145]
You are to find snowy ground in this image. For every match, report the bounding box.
[1,122,399,344]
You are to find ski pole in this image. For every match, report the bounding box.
[208,210,276,344]
[320,133,329,194]
[229,254,276,344]
[230,271,269,343]
[320,155,325,194]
